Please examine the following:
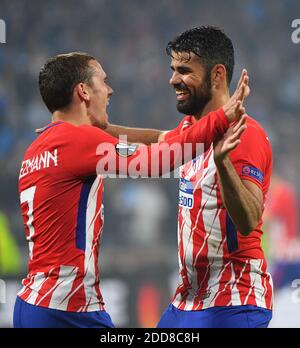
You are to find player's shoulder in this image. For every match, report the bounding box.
[23,122,68,156]
[243,115,270,144]
[244,115,267,135]
[25,122,107,155]
[32,121,75,142]
[43,121,108,140]
[236,114,273,165]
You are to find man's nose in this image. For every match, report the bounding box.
[169,72,181,86]
[108,85,113,96]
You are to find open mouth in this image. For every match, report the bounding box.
[175,90,189,101]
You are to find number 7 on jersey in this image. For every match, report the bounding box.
[20,186,37,260]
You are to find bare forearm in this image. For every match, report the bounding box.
[105,124,163,145]
[215,157,262,236]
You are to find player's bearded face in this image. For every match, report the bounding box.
[170,52,212,116]
[175,72,212,116]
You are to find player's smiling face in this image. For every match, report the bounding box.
[86,60,113,128]
[169,51,212,117]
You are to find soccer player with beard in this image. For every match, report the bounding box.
[103,26,273,328]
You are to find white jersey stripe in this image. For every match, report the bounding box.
[243,260,261,305]
[180,208,194,310]
[83,176,102,309]
[198,153,225,309]
[230,263,242,306]
[250,259,267,308]
[231,260,249,306]
[24,272,46,304]
[204,260,231,307]
[174,155,210,309]
[210,262,237,307]
[17,273,36,298]
[45,266,78,309]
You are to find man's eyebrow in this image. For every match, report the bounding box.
[170,64,192,72]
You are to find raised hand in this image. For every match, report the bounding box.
[214,115,247,164]
[222,69,250,123]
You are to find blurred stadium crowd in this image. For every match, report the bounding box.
[0,0,299,327]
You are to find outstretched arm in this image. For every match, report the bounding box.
[38,69,247,144]
[103,124,164,145]
[69,70,249,178]
[104,70,249,144]
[76,107,246,178]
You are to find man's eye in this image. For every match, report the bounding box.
[179,69,190,74]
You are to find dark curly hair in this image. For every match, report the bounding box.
[166,26,234,85]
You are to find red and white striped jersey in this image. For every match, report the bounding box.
[165,115,273,311]
[18,122,107,312]
[18,109,230,312]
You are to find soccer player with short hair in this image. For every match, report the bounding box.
[104,26,273,328]
[15,52,247,328]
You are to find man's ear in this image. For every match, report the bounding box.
[75,83,90,102]
[211,64,227,90]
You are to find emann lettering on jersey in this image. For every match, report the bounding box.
[19,149,58,179]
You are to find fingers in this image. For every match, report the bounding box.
[233,75,249,120]
[223,69,249,123]
[236,76,249,105]
[233,72,250,108]
[234,100,242,118]
[232,99,245,122]
[236,69,247,91]
[225,139,241,152]
[232,115,247,133]
[238,80,246,102]
[243,76,250,99]
[214,118,246,159]
[240,76,250,102]
[229,124,247,143]
[232,69,248,100]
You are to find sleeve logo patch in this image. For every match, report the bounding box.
[115,143,138,157]
[242,165,264,183]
